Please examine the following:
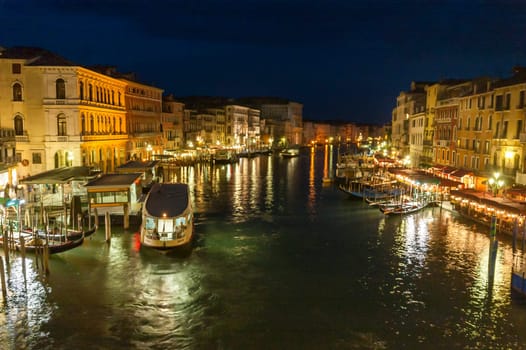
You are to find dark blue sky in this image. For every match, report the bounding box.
[1,0,526,124]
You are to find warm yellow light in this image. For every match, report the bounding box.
[505,151,514,159]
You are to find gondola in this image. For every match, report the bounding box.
[0,232,85,254]
[22,225,97,242]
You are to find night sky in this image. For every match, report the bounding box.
[1,0,526,124]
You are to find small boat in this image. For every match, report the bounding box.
[511,269,526,298]
[339,182,401,202]
[381,200,428,215]
[0,232,85,254]
[213,149,238,164]
[22,224,97,242]
[280,148,300,158]
[140,182,194,250]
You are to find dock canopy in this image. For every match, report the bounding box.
[20,166,101,185]
[115,160,160,174]
[84,173,143,189]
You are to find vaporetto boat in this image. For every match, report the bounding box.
[140,182,193,250]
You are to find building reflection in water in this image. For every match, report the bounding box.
[308,147,316,216]
[384,208,514,321]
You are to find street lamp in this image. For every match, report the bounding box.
[488,172,504,197]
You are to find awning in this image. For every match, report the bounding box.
[450,169,472,178]
[20,166,101,184]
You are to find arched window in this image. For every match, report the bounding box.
[13,83,22,101]
[88,84,93,101]
[14,115,24,135]
[90,115,94,134]
[57,114,67,136]
[81,114,86,135]
[56,79,66,99]
[79,81,84,100]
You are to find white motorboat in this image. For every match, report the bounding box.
[140,183,193,250]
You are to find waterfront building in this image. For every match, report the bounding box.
[408,102,425,168]
[195,110,218,147]
[205,108,227,147]
[433,81,472,168]
[97,69,164,162]
[161,94,185,150]
[247,107,261,151]
[422,81,465,167]
[491,68,526,179]
[225,104,249,148]
[237,97,303,147]
[0,47,129,178]
[0,49,19,194]
[391,82,427,161]
[456,78,495,178]
[89,66,164,162]
[177,97,260,149]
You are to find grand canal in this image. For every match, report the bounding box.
[1,146,526,349]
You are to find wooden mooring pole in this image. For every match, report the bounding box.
[20,235,26,280]
[94,208,99,228]
[105,212,111,242]
[2,225,9,266]
[0,257,6,302]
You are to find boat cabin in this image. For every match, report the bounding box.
[84,173,143,228]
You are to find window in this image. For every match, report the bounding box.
[12,83,22,101]
[505,93,511,110]
[79,81,84,100]
[57,114,67,136]
[81,114,86,134]
[12,63,21,74]
[32,152,42,164]
[56,79,66,99]
[14,115,23,135]
[495,95,503,110]
[502,121,508,138]
[520,91,525,108]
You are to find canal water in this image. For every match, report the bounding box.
[2,146,526,349]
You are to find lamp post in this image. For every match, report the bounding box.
[488,172,504,197]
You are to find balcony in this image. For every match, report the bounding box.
[15,135,29,142]
[81,133,128,142]
[43,98,80,105]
